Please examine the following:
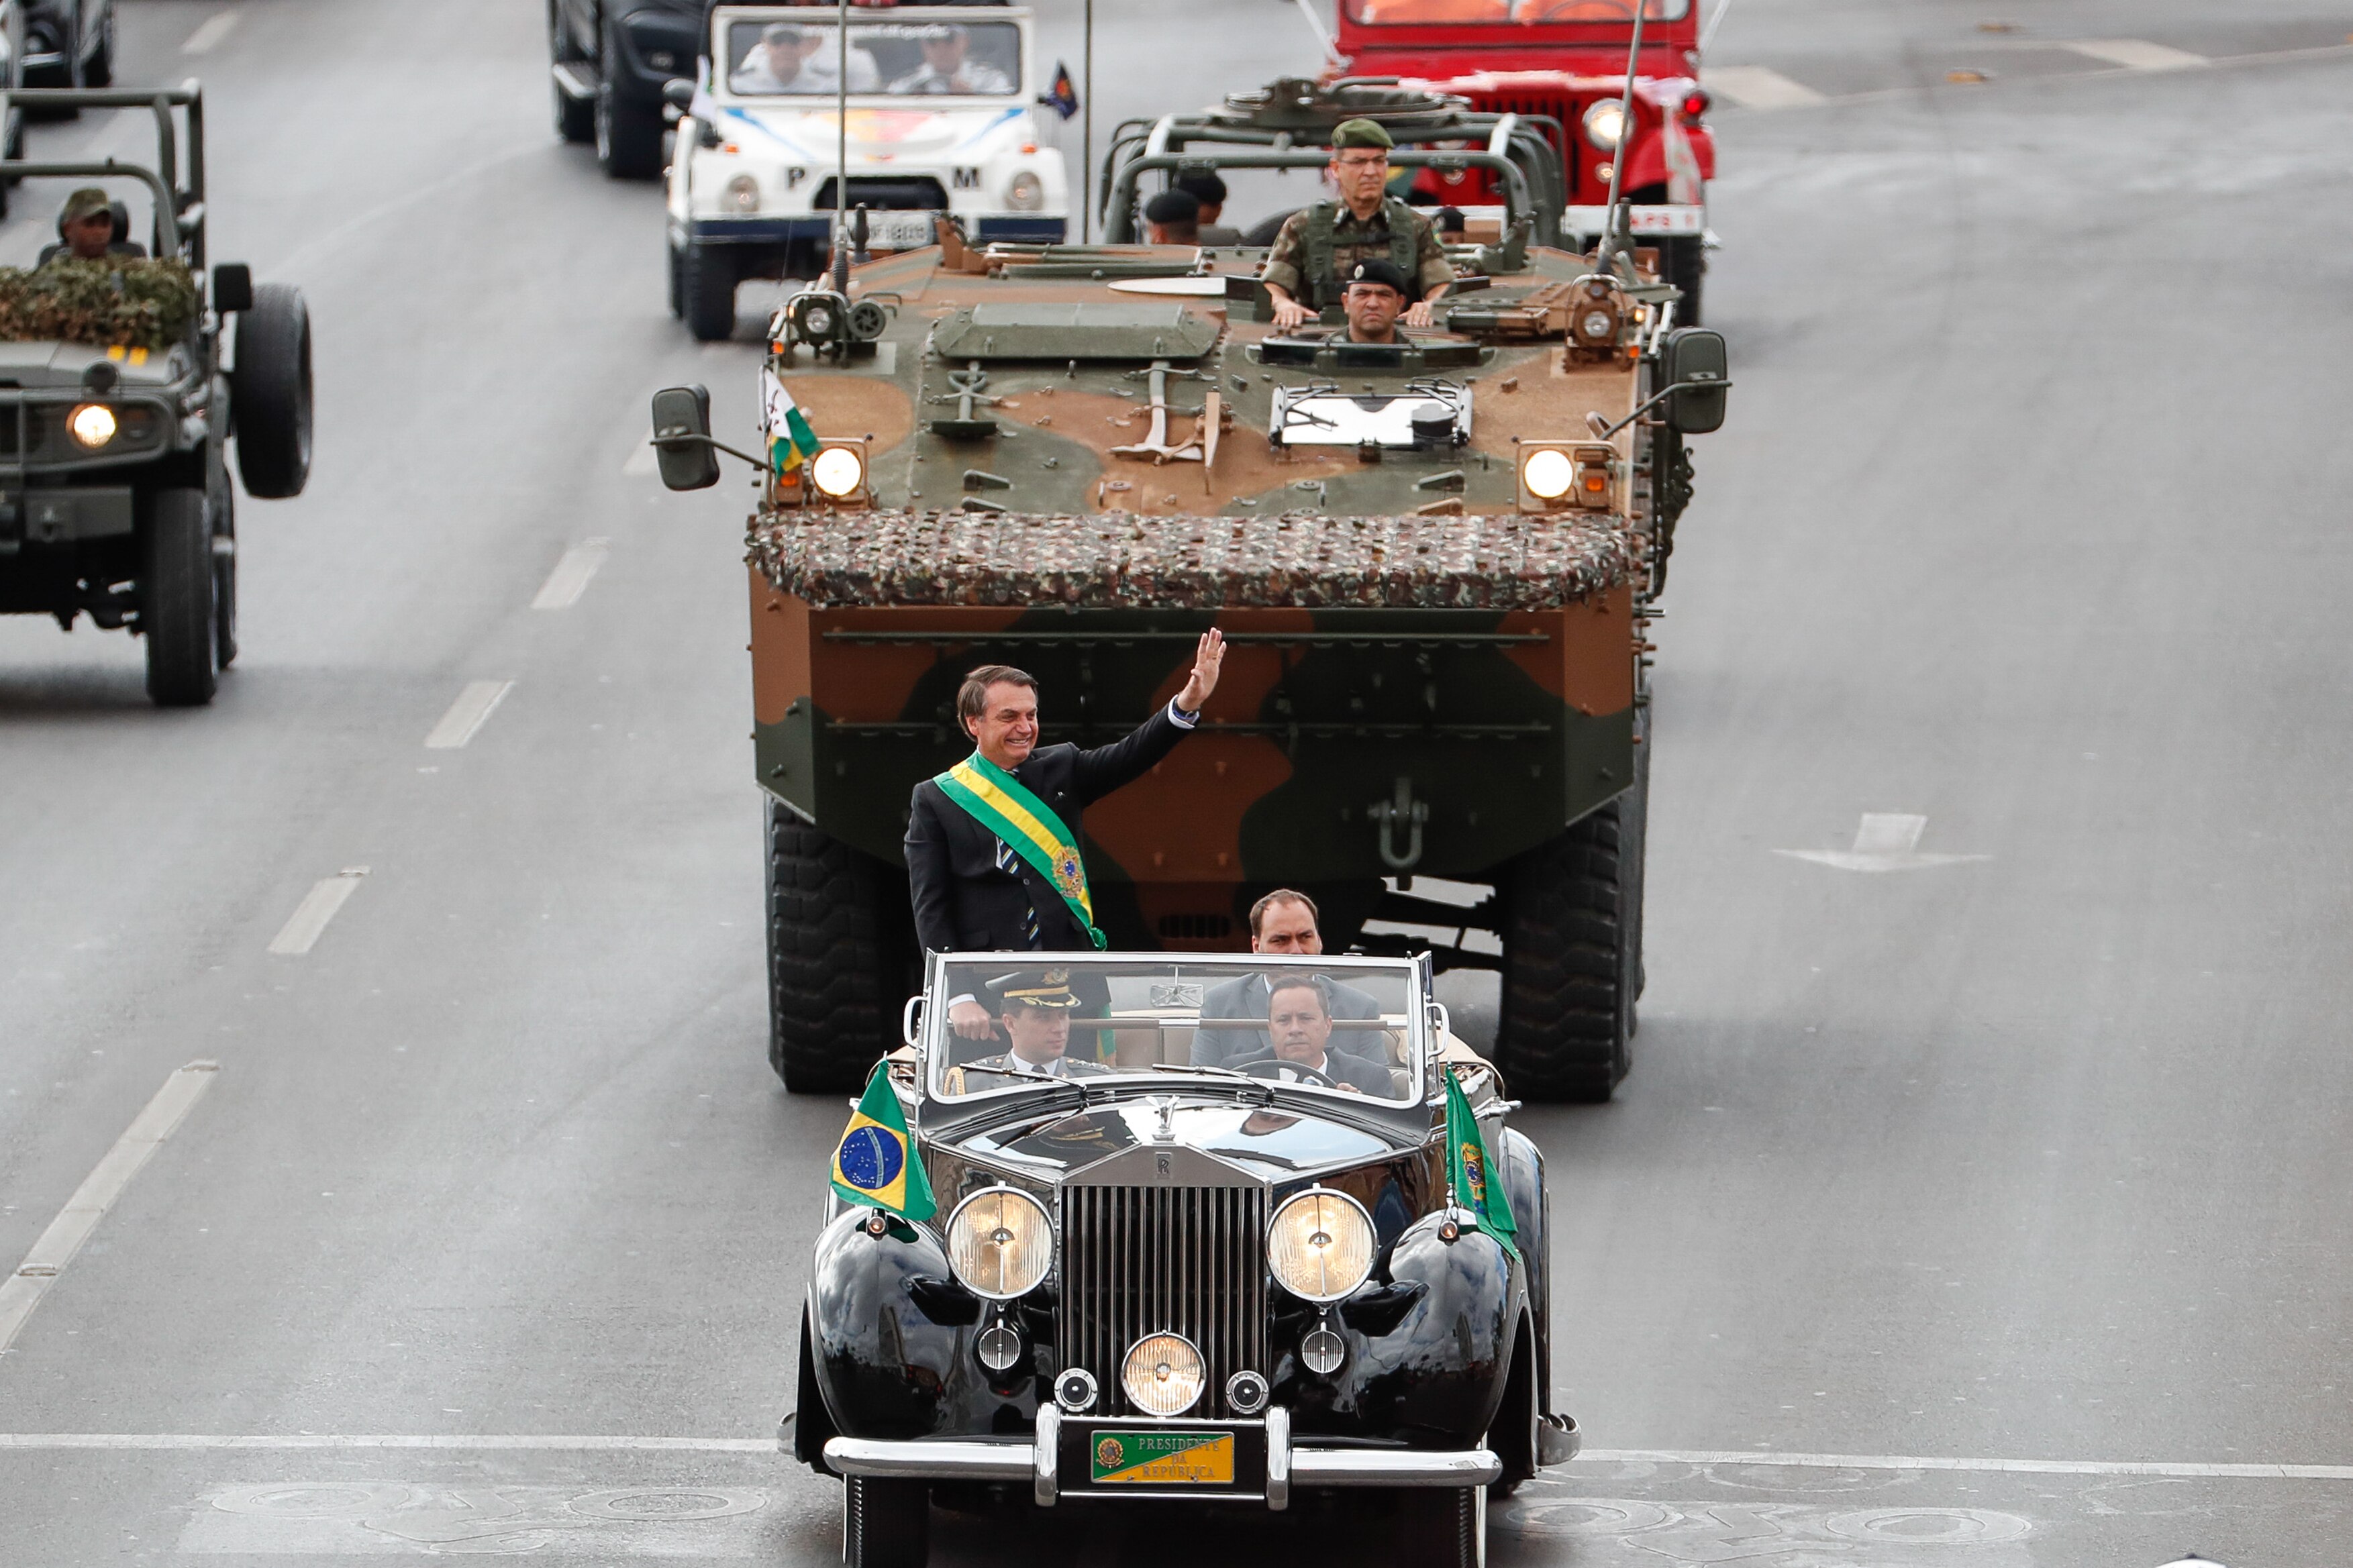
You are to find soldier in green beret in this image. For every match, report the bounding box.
[1260,117,1453,333]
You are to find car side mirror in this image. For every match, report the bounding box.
[1660,327,1728,435]
[662,77,695,111]
[650,384,721,491]
[211,262,253,314]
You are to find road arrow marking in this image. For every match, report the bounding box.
[1699,65,1828,110]
[1774,813,1989,874]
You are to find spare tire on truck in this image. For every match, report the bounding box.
[234,283,313,499]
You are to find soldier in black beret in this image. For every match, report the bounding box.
[1143,187,1201,246]
[1341,257,1413,345]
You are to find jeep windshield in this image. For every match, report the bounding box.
[927,955,1425,1106]
[723,17,1022,99]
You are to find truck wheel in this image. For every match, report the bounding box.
[211,481,238,669]
[1660,234,1704,324]
[842,1476,928,1568]
[595,18,664,179]
[1398,1486,1485,1568]
[681,244,738,342]
[768,804,916,1093]
[554,77,595,144]
[85,9,114,87]
[666,241,685,319]
[233,284,314,500]
[142,489,216,707]
[1493,767,1646,1102]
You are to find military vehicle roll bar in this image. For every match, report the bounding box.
[1,85,209,267]
[1103,148,1554,249]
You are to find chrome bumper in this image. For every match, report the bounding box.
[820,1406,1505,1509]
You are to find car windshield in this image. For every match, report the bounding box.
[723,17,1022,99]
[928,956,1424,1106]
[1344,0,1689,23]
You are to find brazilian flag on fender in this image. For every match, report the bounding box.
[831,1065,937,1221]
[1442,1065,1519,1262]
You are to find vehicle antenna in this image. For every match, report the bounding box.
[1290,0,1344,68]
[832,0,850,295]
[1595,0,1648,281]
[1699,0,1736,56]
[1081,0,1093,244]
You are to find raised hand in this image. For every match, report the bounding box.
[1176,628,1226,714]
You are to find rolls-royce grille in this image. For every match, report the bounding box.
[1060,1186,1267,1418]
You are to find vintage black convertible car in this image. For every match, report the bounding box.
[787,951,1578,1567]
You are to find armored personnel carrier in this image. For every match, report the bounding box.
[654,135,1728,1102]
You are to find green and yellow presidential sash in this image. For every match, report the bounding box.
[934,751,1107,950]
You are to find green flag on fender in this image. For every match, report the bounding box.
[830,1063,937,1222]
[1444,1065,1519,1261]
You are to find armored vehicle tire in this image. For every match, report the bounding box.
[768,804,918,1093]
[1398,1485,1485,1568]
[595,19,664,179]
[1492,782,1646,1103]
[842,1475,928,1568]
[681,245,738,342]
[234,284,314,500]
[142,489,217,707]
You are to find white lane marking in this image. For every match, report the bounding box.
[2060,38,2207,70]
[1774,813,1988,873]
[1699,64,1826,110]
[181,11,241,54]
[531,539,610,609]
[0,1434,771,1452]
[621,441,659,478]
[0,1063,219,1355]
[1575,1448,2353,1480]
[266,869,369,955]
[423,680,515,748]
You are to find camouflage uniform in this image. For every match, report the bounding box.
[1260,197,1452,313]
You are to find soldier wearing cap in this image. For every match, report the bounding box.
[42,188,142,266]
[1175,171,1242,246]
[889,22,1013,94]
[945,968,1112,1092]
[1260,118,1452,333]
[1340,258,1413,344]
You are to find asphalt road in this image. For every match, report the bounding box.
[1,1,2349,1564]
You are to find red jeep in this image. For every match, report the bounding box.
[1333,0,1716,317]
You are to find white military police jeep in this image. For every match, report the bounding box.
[666,4,1069,339]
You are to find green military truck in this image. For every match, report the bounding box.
[0,85,313,705]
[654,132,1726,1102]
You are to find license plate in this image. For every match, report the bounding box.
[1088,1430,1236,1485]
[1560,203,1706,236]
[866,211,937,250]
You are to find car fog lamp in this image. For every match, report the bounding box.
[975,1321,1023,1373]
[67,403,117,449]
[1300,1324,1348,1377]
[1225,1369,1270,1415]
[946,1186,1052,1300]
[1521,448,1576,502]
[1121,1332,1207,1417]
[1581,99,1629,152]
[1267,1190,1374,1304]
[725,172,761,213]
[1006,170,1045,211]
[809,445,866,500]
[1053,1367,1099,1413]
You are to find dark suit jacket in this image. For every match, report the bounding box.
[906,703,1191,954]
[1226,1045,1397,1096]
[1191,972,1385,1067]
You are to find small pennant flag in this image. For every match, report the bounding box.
[1443,1065,1518,1261]
[831,1064,936,1221]
[1042,60,1079,120]
[760,365,819,474]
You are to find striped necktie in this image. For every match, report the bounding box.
[995,837,1042,948]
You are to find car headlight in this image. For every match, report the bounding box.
[1121,1332,1206,1416]
[68,403,117,448]
[946,1186,1052,1300]
[1582,99,1629,153]
[809,445,866,499]
[725,172,760,213]
[1006,170,1045,211]
[1521,448,1575,501]
[1266,1190,1374,1304]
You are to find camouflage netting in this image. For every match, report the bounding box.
[0,258,200,353]
[750,510,1640,610]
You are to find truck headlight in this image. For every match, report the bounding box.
[1582,99,1629,153]
[1521,447,1574,501]
[1006,170,1044,211]
[1267,1190,1374,1304]
[809,445,865,499]
[68,403,117,448]
[725,172,760,213]
[1121,1332,1206,1417]
[946,1186,1052,1300]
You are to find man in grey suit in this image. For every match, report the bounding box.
[1192,890,1383,1068]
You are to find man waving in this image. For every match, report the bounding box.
[905,631,1226,1038]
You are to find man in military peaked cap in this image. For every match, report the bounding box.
[944,968,1113,1092]
[1260,117,1452,332]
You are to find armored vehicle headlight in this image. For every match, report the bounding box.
[810,445,866,499]
[1006,170,1046,211]
[1582,99,1629,152]
[67,403,117,449]
[1521,447,1575,501]
[1267,1190,1374,1304]
[946,1186,1053,1300]
[1121,1332,1207,1417]
[725,172,761,213]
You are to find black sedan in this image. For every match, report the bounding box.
[548,0,701,178]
